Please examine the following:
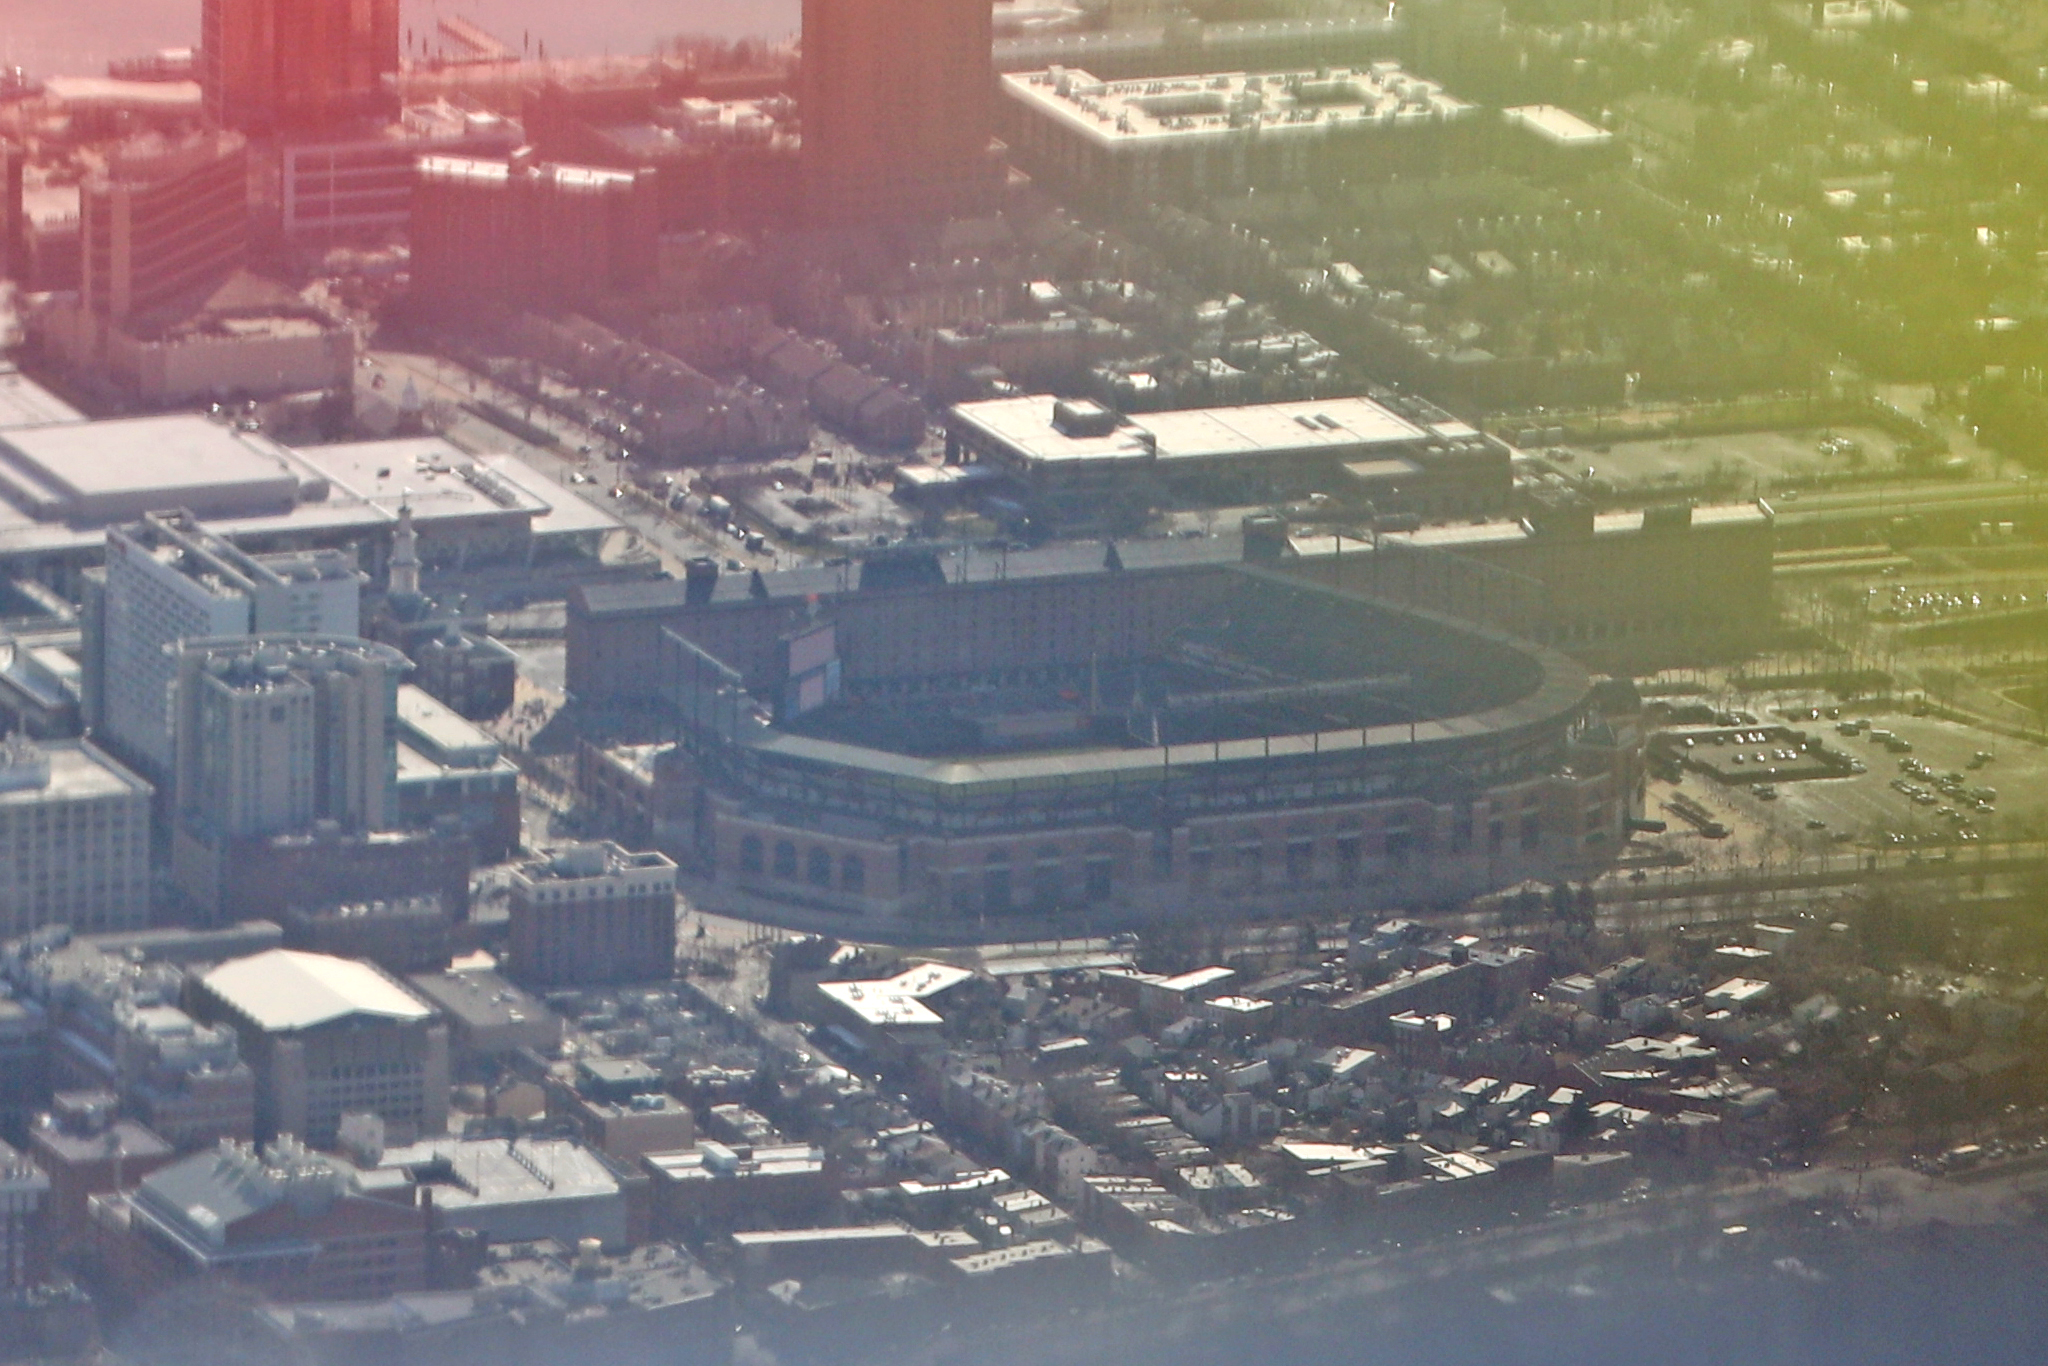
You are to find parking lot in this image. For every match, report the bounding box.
[1673,712,2048,849]
[1549,425,1904,497]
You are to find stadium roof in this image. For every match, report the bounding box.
[202,949,435,1031]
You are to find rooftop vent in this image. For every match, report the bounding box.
[1051,398,1120,438]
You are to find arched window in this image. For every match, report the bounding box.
[842,854,866,893]
[1032,856,1063,911]
[806,847,832,887]
[739,835,764,875]
[983,850,1012,913]
[773,840,798,878]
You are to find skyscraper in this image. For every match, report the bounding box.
[171,635,407,845]
[169,634,409,917]
[201,0,401,135]
[800,0,998,223]
[82,511,363,783]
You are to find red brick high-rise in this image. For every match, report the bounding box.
[800,0,998,224]
[201,0,400,135]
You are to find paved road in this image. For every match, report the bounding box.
[359,350,784,579]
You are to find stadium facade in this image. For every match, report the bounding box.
[569,530,1644,932]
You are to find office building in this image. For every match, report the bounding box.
[4,932,256,1149]
[79,132,249,330]
[999,64,1474,205]
[170,635,402,840]
[548,1059,695,1162]
[0,1140,48,1291]
[0,426,624,593]
[409,152,659,324]
[644,1141,829,1234]
[16,181,80,297]
[36,135,362,406]
[0,997,46,1140]
[799,0,999,223]
[404,966,559,1061]
[281,896,454,977]
[507,843,678,989]
[201,0,401,134]
[170,637,408,914]
[89,271,358,408]
[82,510,362,784]
[193,948,448,1146]
[944,393,1510,532]
[991,11,1403,80]
[359,1135,629,1248]
[27,1092,177,1253]
[0,736,153,938]
[111,1137,426,1302]
[526,86,801,232]
[210,826,475,930]
[280,100,523,244]
[392,684,520,861]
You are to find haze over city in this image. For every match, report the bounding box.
[4,1,799,77]
[2,0,2048,1362]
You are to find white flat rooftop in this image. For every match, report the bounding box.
[415,154,636,195]
[1154,965,1236,996]
[43,77,202,111]
[0,740,149,805]
[396,684,501,768]
[953,394,1428,471]
[478,454,626,540]
[375,1137,619,1207]
[0,367,85,431]
[0,416,307,523]
[818,983,940,1028]
[1004,63,1473,150]
[291,437,539,527]
[1503,105,1613,147]
[0,418,622,563]
[880,961,976,998]
[202,948,435,1032]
